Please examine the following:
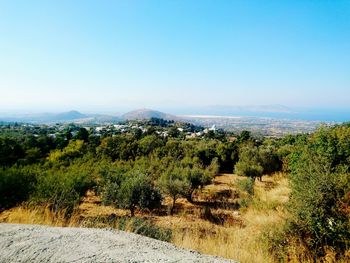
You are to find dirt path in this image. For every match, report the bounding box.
[0,223,235,263]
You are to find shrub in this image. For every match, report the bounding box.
[32,167,92,215]
[237,177,255,196]
[118,172,162,216]
[99,167,127,206]
[102,170,162,216]
[280,126,350,259]
[159,167,189,215]
[118,216,172,242]
[288,152,350,256]
[184,166,213,202]
[0,166,37,210]
[235,145,281,181]
[0,137,25,166]
[234,146,263,181]
[48,140,85,163]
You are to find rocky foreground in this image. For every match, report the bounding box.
[0,223,235,263]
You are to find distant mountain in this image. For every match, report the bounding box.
[53,110,88,121]
[0,110,95,123]
[122,109,177,121]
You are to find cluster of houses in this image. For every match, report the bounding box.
[3,121,219,140]
[88,123,217,139]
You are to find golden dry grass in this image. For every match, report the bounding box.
[0,205,80,227]
[0,173,290,263]
[163,173,290,263]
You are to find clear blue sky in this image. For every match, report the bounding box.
[0,0,349,113]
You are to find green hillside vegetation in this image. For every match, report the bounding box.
[0,120,350,262]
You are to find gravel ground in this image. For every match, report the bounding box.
[0,223,236,263]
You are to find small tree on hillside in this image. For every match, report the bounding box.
[159,167,189,215]
[258,146,281,174]
[117,172,162,216]
[183,161,217,202]
[234,146,264,181]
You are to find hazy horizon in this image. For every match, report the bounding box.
[0,1,349,112]
[1,104,350,122]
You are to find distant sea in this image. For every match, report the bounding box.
[171,108,350,123]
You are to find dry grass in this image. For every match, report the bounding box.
[0,205,80,227]
[0,173,290,263]
[164,173,289,263]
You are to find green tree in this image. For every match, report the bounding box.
[33,166,92,215]
[238,130,251,143]
[0,137,25,166]
[75,128,89,142]
[234,146,264,181]
[159,167,189,215]
[168,126,180,138]
[97,135,137,161]
[116,172,162,216]
[258,145,281,175]
[288,151,350,256]
[99,167,127,205]
[137,135,164,156]
[48,140,85,162]
[278,125,350,258]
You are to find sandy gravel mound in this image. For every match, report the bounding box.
[0,223,235,263]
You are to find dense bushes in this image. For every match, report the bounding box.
[48,140,86,163]
[2,121,350,261]
[283,126,350,258]
[0,137,25,166]
[32,168,93,215]
[0,162,93,215]
[0,166,37,210]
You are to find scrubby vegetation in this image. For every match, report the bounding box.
[1,119,350,262]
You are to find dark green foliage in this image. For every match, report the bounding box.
[235,145,281,180]
[0,137,25,166]
[32,167,93,215]
[75,128,89,142]
[235,146,264,180]
[159,139,184,159]
[286,125,350,257]
[97,135,137,161]
[159,167,189,215]
[0,166,37,210]
[118,217,172,242]
[102,170,162,216]
[168,126,180,138]
[99,167,127,205]
[118,173,162,216]
[258,146,281,174]
[184,165,215,202]
[216,142,238,172]
[137,135,164,155]
[238,130,251,143]
[23,147,42,164]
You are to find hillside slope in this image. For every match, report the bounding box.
[0,223,234,263]
[122,108,177,120]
